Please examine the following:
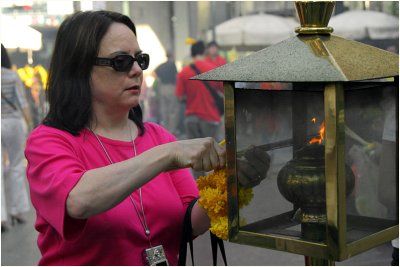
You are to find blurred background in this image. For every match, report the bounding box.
[1,0,398,126]
[2,1,399,68]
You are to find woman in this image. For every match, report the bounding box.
[24,10,228,265]
[25,10,269,265]
[1,44,32,232]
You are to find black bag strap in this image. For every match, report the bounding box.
[211,232,228,266]
[1,91,18,111]
[190,63,222,101]
[178,198,198,266]
[178,197,228,266]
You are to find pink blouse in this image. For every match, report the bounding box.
[25,122,199,265]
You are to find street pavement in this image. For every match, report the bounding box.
[1,208,395,266]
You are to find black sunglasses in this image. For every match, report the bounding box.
[94,53,150,72]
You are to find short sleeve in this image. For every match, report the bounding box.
[170,168,199,209]
[25,127,88,240]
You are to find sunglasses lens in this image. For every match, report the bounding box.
[137,54,150,70]
[113,55,134,72]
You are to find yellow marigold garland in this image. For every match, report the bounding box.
[197,169,253,240]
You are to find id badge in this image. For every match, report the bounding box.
[143,245,169,266]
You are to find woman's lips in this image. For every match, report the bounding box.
[126,85,140,91]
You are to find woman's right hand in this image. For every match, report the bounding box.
[168,137,226,172]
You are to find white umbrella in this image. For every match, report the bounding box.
[330,10,399,40]
[1,16,42,51]
[136,24,166,72]
[215,14,298,47]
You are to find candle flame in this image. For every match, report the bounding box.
[309,118,325,144]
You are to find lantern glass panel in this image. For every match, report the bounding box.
[344,82,398,243]
[234,82,327,240]
[232,81,398,243]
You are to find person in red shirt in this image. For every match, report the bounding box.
[205,41,227,68]
[176,41,224,178]
[176,40,223,139]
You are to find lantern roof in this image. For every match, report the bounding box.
[193,1,399,83]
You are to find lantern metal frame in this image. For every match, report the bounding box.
[193,1,399,262]
[223,80,398,261]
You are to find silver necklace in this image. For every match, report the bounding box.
[88,126,151,238]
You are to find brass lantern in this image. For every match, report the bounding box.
[193,1,398,264]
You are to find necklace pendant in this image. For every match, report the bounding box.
[145,229,150,236]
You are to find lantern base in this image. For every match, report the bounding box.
[300,207,327,242]
[305,255,335,266]
[301,222,326,242]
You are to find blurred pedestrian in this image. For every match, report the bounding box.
[176,40,224,178]
[205,40,227,68]
[31,65,48,123]
[17,65,40,128]
[1,44,32,232]
[153,51,181,137]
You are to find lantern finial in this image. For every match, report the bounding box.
[295,1,335,34]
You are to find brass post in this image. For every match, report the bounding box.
[294,2,337,265]
[295,1,335,34]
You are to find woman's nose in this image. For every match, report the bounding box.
[128,61,143,76]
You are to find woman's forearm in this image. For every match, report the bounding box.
[66,137,225,219]
[191,201,211,236]
[66,143,172,219]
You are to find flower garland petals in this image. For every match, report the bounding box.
[199,187,227,217]
[197,169,253,240]
[210,216,229,241]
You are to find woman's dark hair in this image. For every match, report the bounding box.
[1,44,12,69]
[43,10,145,136]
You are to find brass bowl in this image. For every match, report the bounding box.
[277,144,354,241]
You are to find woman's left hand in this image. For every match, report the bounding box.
[237,146,270,188]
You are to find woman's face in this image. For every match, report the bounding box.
[91,22,143,113]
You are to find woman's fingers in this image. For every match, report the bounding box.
[215,140,226,169]
[207,139,224,170]
[173,137,226,172]
[197,138,225,172]
[201,138,213,171]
